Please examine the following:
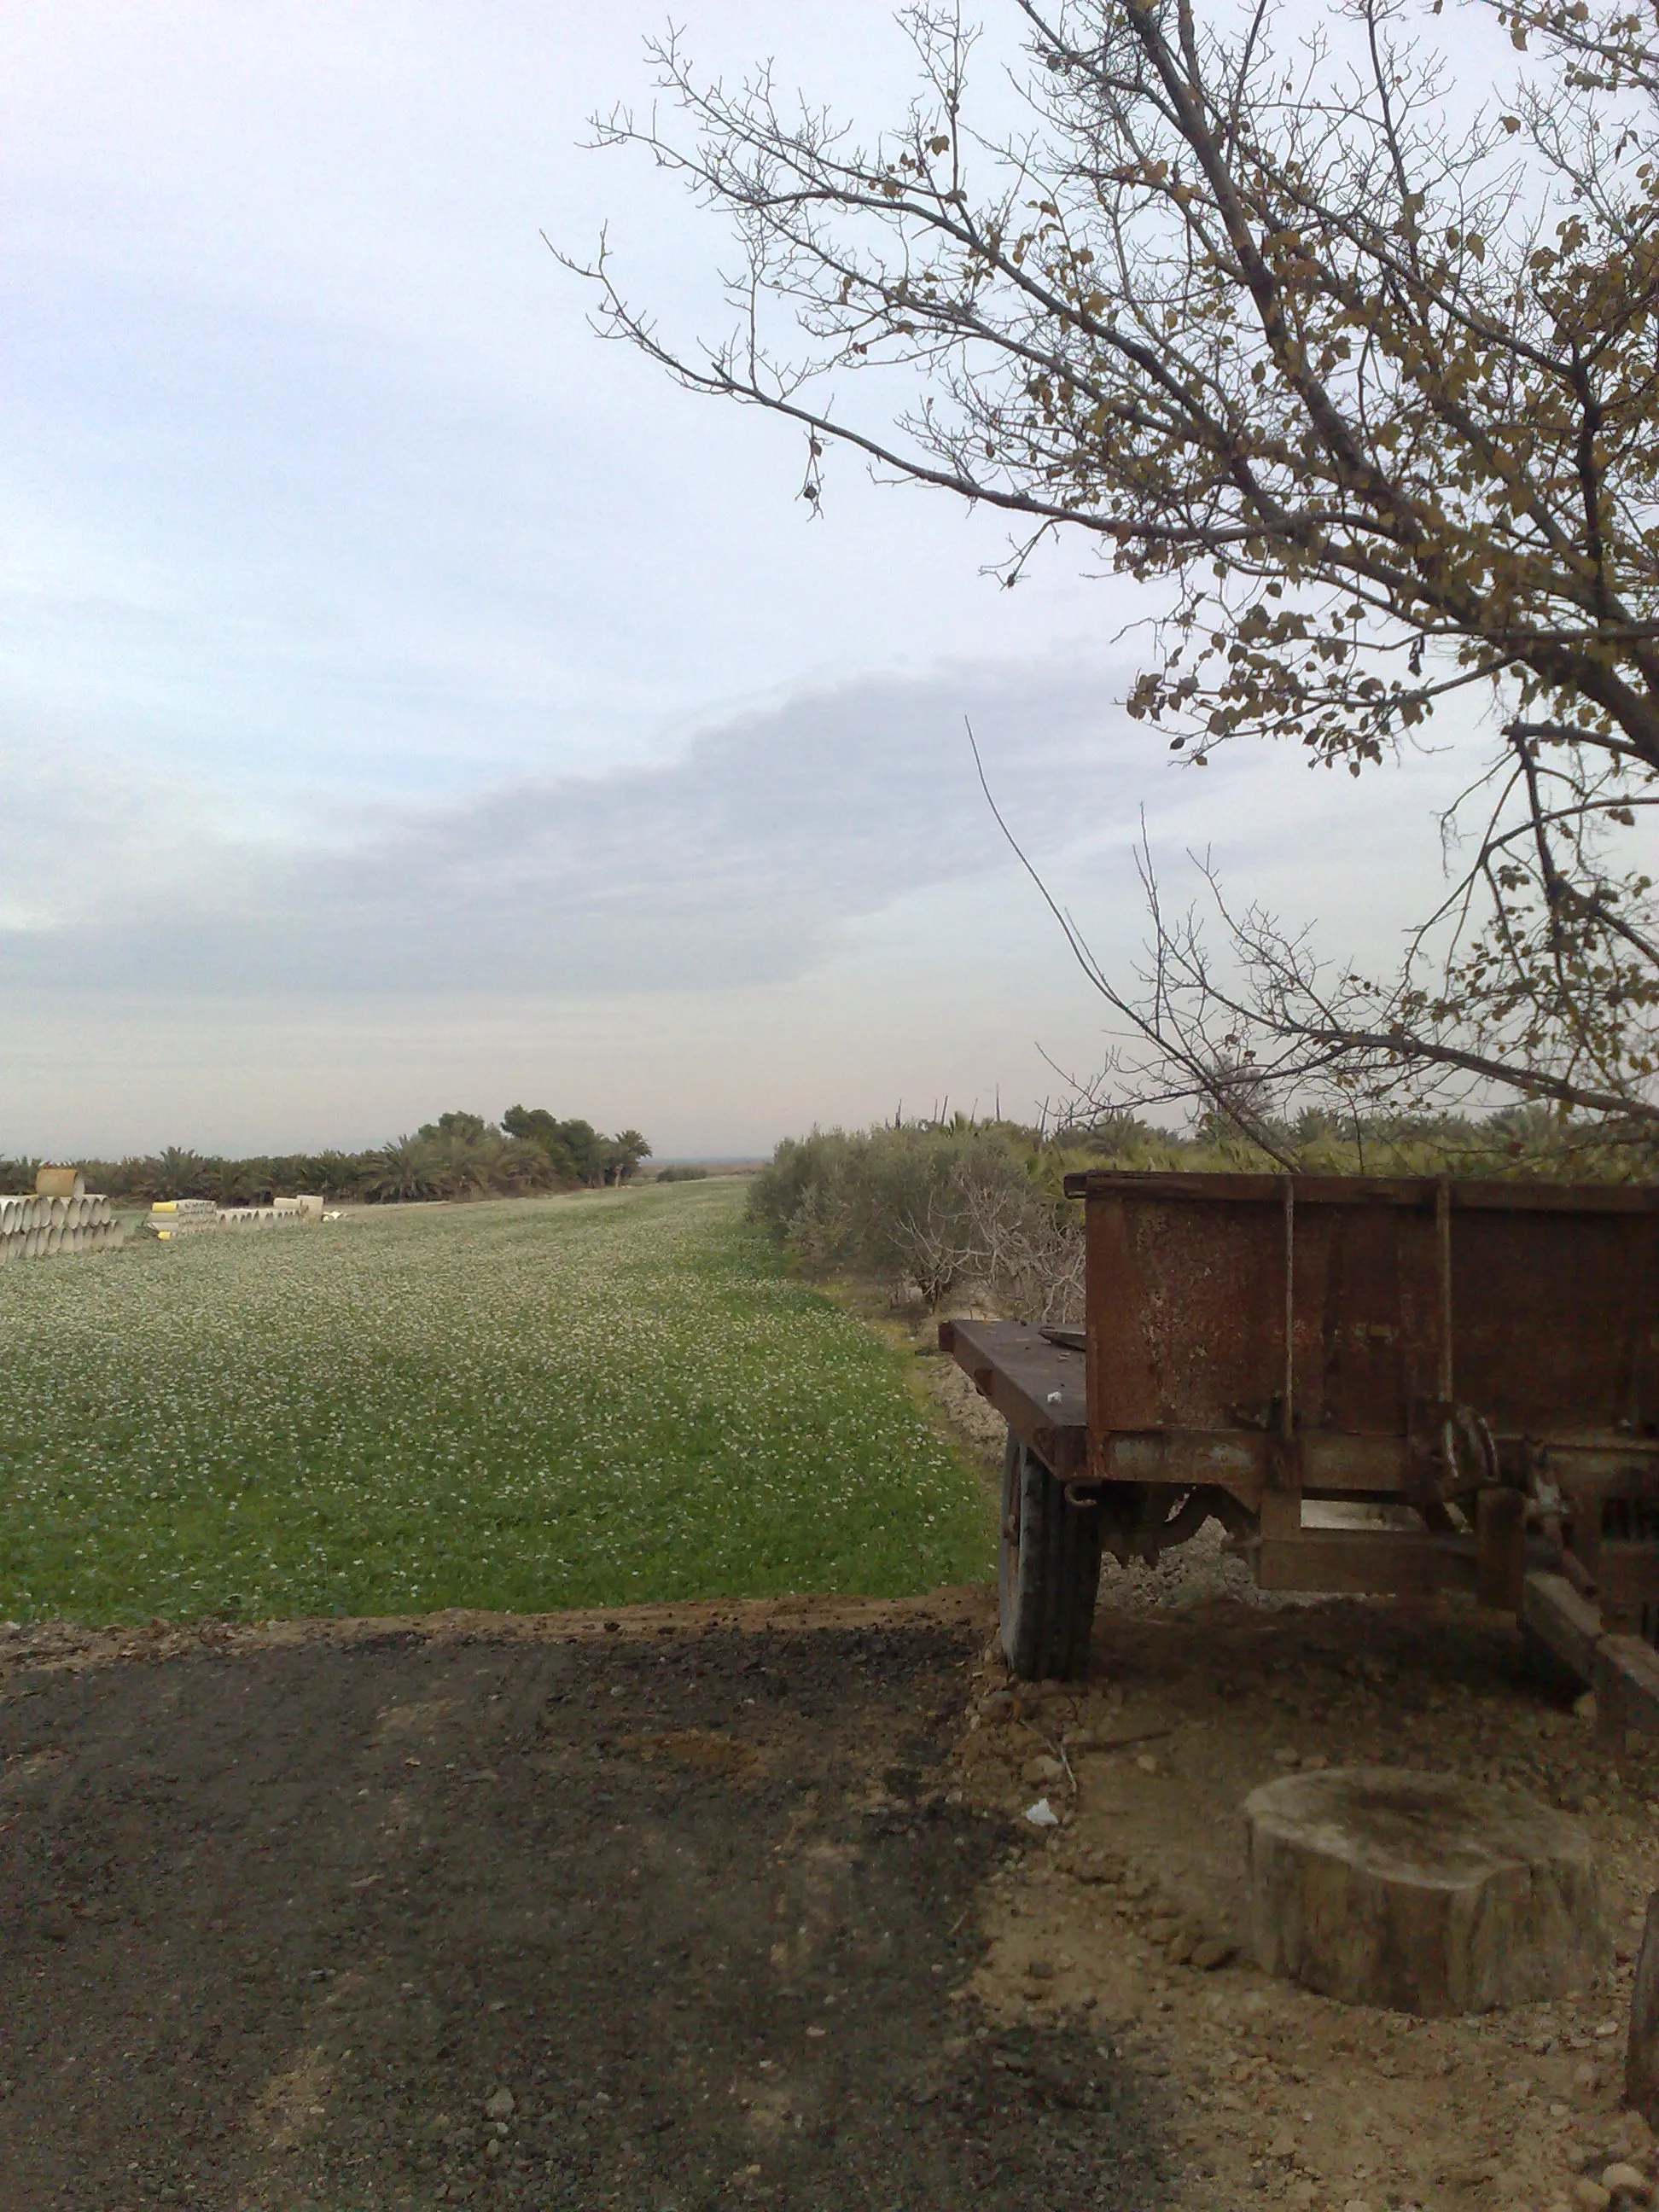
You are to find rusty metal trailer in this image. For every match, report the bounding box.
[941,1172,1659,1719]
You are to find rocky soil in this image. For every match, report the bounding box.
[953,1594,1659,2212]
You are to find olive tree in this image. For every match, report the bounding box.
[568,0,1659,1142]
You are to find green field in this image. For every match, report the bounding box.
[0,1181,994,1624]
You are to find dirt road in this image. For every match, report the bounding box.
[8,1585,1659,2212]
[0,1593,1173,2212]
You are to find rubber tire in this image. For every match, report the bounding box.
[998,1432,1102,1680]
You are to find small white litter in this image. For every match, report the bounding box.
[1024,1798,1060,1828]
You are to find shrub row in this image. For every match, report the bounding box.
[748,1105,1652,1318]
[748,1123,1083,1320]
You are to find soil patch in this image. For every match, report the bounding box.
[957,1594,1659,2212]
[0,1598,1178,2212]
[9,1583,1659,2211]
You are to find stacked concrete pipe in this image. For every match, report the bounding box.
[0,1191,121,1263]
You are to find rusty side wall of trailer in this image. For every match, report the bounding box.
[1077,1173,1659,1447]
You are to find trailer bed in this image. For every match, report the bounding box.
[940,1170,1659,1715]
[936,1318,1087,1481]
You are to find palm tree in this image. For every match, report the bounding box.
[606,1132,652,1185]
[152,1147,212,1201]
[360,1137,441,1204]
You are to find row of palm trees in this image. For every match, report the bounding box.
[0,1109,653,1206]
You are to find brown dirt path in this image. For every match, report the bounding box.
[9,1584,1659,2212]
[0,1592,1179,2212]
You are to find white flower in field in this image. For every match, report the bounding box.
[0,1181,992,1621]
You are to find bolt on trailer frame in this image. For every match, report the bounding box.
[940,1171,1659,1724]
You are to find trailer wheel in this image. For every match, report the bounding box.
[998,1433,1102,1680]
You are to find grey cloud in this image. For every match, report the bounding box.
[2,657,1141,1002]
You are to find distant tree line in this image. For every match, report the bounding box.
[498,1107,650,1188]
[0,1107,652,1205]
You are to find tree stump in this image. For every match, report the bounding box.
[1244,1767,1604,2015]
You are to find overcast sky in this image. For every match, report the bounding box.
[3,2,1476,1159]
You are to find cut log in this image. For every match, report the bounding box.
[1243,1767,1604,2015]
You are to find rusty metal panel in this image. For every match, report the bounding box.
[1086,1182,1285,1435]
[1254,1529,1479,1596]
[1083,1188,1161,1435]
[1073,1172,1659,1461]
[1448,1202,1659,1436]
[1297,1196,1442,1436]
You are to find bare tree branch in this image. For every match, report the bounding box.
[569,0,1659,1128]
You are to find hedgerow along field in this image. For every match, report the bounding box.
[0,1179,994,1624]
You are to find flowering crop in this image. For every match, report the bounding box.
[0,1181,993,1622]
